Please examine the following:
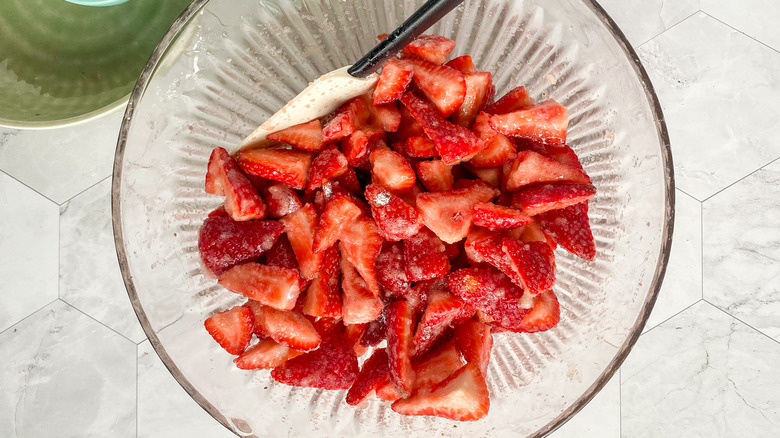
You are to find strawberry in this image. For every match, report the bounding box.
[445,55,476,73]
[447,266,529,331]
[415,160,454,192]
[307,146,348,191]
[403,279,434,316]
[345,323,369,357]
[401,183,425,208]
[415,181,499,244]
[472,202,533,230]
[312,193,363,253]
[205,147,267,221]
[234,339,302,370]
[204,305,255,355]
[303,245,342,318]
[333,167,362,195]
[265,234,306,289]
[369,148,417,195]
[340,217,384,295]
[376,381,403,401]
[219,263,302,311]
[401,34,456,65]
[463,228,525,287]
[412,289,465,356]
[279,204,323,280]
[322,96,371,143]
[375,242,412,297]
[386,300,416,397]
[468,165,502,188]
[513,183,596,216]
[245,300,322,351]
[267,119,324,152]
[413,341,465,390]
[237,147,313,190]
[502,239,556,296]
[396,136,439,159]
[262,183,302,218]
[342,128,387,169]
[207,205,229,218]
[364,184,423,241]
[489,99,568,145]
[399,58,466,117]
[469,112,517,167]
[451,71,492,128]
[404,227,450,282]
[361,308,387,347]
[400,92,484,165]
[373,59,414,105]
[453,319,493,376]
[346,348,391,405]
[341,254,384,324]
[271,335,359,390]
[483,85,534,115]
[515,139,583,169]
[392,104,426,142]
[372,102,402,132]
[198,216,284,276]
[502,150,590,191]
[515,290,560,333]
[391,362,489,421]
[535,202,596,261]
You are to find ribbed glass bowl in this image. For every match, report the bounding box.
[112,0,674,436]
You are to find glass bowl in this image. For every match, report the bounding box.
[112,0,674,436]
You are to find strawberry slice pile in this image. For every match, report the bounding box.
[196,34,597,422]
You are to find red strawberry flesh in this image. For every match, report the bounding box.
[204,305,255,355]
[198,216,284,276]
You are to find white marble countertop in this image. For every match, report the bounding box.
[2,1,779,436]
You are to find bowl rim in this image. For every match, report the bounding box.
[111,0,675,435]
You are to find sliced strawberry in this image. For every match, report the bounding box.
[502,150,590,191]
[484,85,534,115]
[302,245,342,318]
[205,147,267,221]
[516,289,560,333]
[468,165,502,188]
[271,335,358,390]
[401,92,484,165]
[262,183,302,218]
[386,300,416,397]
[415,160,454,192]
[207,205,229,218]
[400,58,466,117]
[401,183,424,209]
[412,289,465,356]
[364,184,423,241]
[307,146,348,191]
[445,55,476,73]
[397,136,439,159]
[469,112,517,167]
[392,104,426,142]
[204,305,255,355]
[340,217,384,295]
[312,193,363,253]
[245,300,322,351]
[472,202,533,230]
[267,119,324,152]
[515,139,584,169]
[219,263,301,310]
[451,71,492,127]
[234,339,301,370]
[346,348,391,405]
[279,204,323,280]
[237,148,313,190]
[376,381,403,401]
[448,266,529,331]
[490,99,568,145]
[341,254,384,324]
[513,183,596,216]
[375,242,412,297]
[535,202,596,261]
[391,362,489,421]
[401,34,456,65]
[345,323,369,357]
[361,308,387,347]
[463,228,524,287]
[372,102,402,132]
[265,234,306,289]
[413,341,464,390]
[369,148,417,195]
[322,96,371,143]
[415,181,499,243]
[332,167,362,195]
[198,216,284,276]
[404,227,450,282]
[453,319,492,376]
[373,59,414,105]
[403,279,435,315]
[502,239,556,296]
[341,128,387,169]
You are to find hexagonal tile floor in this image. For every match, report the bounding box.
[2,1,780,436]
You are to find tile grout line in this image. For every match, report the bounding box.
[0,168,60,206]
[636,9,702,49]
[701,10,780,58]
[640,298,703,337]
[676,187,699,203]
[700,154,780,203]
[0,297,60,337]
[703,299,780,347]
[59,174,113,207]
[60,298,137,345]
[700,200,704,301]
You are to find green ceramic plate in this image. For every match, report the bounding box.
[0,0,191,127]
